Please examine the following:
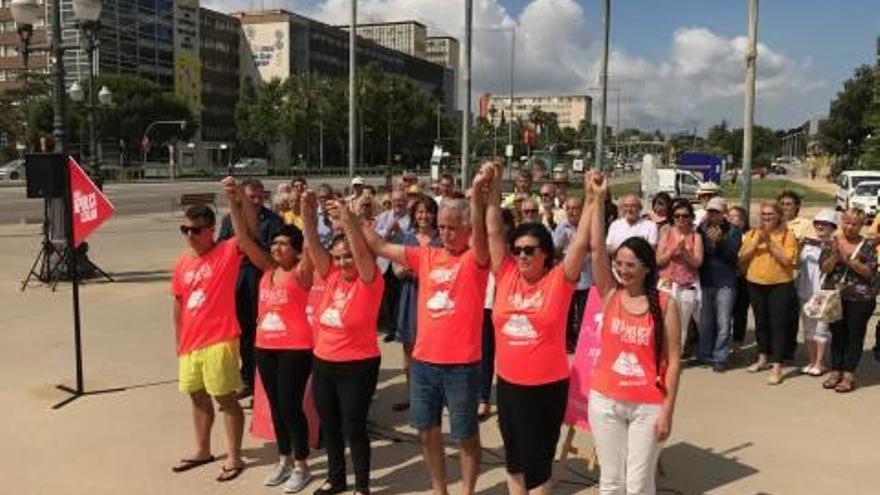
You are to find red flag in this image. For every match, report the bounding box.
[68,157,114,247]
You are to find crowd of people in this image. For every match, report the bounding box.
[168,163,880,495]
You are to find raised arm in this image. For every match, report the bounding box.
[361,221,408,266]
[589,171,616,301]
[222,177,273,271]
[562,176,594,283]
[482,162,507,274]
[301,189,331,278]
[334,200,378,283]
[470,166,491,268]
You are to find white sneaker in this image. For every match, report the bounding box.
[263,463,292,487]
[282,470,313,493]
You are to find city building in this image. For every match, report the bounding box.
[236,10,455,110]
[198,7,239,145]
[479,93,592,130]
[0,0,48,90]
[341,20,426,58]
[60,0,176,90]
[425,36,459,71]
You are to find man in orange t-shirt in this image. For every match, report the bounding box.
[363,184,490,495]
[170,202,246,482]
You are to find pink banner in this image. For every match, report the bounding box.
[564,286,604,432]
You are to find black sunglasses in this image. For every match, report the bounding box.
[673,213,691,219]
[512,245,539,257]
[179,225,207,236]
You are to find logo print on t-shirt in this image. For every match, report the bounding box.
[611,352,646,378]
[320,288,350,329]
[429,266,459,284]
[186,289,206,312]
[426,290,455,314]
[508,290,544,311]
[502,314,538,340]
[260,312,286,332]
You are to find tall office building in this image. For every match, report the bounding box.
[198,7,238,144]
[479,93,592,130]
[236,10,455,110]
[425,36,458,71]
[342,20,426,58]
[0,0,48,90]
[60,0,175,89]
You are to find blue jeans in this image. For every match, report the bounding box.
[698,286,736,363]
[410,359,480,440]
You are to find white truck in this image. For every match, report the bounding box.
[835,170,880,210]
[656,168,704,199]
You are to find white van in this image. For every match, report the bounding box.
[836,170,880,210]
[657,168,703,199]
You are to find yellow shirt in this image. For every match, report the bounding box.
[786,216,814,243]
[282,211,305,230]
[740,228,798,285]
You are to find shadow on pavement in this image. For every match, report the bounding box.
[658,441,760,494]
[101,269,172,284]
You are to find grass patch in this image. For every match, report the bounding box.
[719,179,833,204]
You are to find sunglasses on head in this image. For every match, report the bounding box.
[180,225,207,236]
[512,245,539,257]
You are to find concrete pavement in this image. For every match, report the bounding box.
[2,209,879,495]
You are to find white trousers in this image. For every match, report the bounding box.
[666,283,701,346]
[588,390,663,495]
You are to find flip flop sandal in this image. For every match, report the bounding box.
[216,465,245,482]
[172,455,216,473]
[823,373,842,389]
[835,378,856,394]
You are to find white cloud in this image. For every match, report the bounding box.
[202,0,823,130]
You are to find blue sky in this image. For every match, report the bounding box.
[211,0,880,132]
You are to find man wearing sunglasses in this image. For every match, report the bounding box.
[171,201,247,481]
[217,178,283,398]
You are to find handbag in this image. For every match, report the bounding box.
[803,240,864,323]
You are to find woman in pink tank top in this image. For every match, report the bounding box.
[587,172,683,495]
[656,199,703,347]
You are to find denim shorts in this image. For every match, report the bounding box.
[409,359,480,440]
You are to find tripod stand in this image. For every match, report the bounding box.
[21,198,69,291]
[20,198,114,292]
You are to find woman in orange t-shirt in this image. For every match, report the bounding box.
[588,172,682,495]
[302,192,384,495]
[227,185,317,490]
[480,161,593,494]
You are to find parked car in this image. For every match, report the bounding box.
[231,157,268,176]
[835,170,880,210]
[847,180,880,220]
[0,159,24,181]
[770,164,788,175]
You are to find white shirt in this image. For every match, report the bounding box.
[606,217,659,251]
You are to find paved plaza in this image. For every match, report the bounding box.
[1,209,878,495]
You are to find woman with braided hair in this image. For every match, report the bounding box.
[587,171,682,495]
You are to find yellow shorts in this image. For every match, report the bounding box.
[178,340,243,397]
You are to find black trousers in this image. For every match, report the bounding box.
[830,299,876,373]
[378,267,402,336]
[748,282,796,364]
[497,377,569,490]
[312,356,380,493]
[235,264,261,388]
[566,289,589,353]
[732,275,749,344]
[255,348,313,459]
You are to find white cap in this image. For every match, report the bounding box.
[706,197,727,212]
[351,176,365,186]
[813,209,838,226]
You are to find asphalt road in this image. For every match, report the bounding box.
[0,177,364,225]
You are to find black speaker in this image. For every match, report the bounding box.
[25,153,66,199]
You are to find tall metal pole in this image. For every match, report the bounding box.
[51,0,66,154]
[436,102,441,141]
[508,27,515,166]
[461,0,472,186]
[740,0,759,210]
[348,0,357,178]
[86,30,96,172]
[594,0,610,171]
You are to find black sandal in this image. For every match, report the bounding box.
[216,464,245,482]
[171,455,215,473]
[313,480,347,495]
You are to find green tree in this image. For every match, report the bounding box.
[861,66,880,166]
[819,65,875,167]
